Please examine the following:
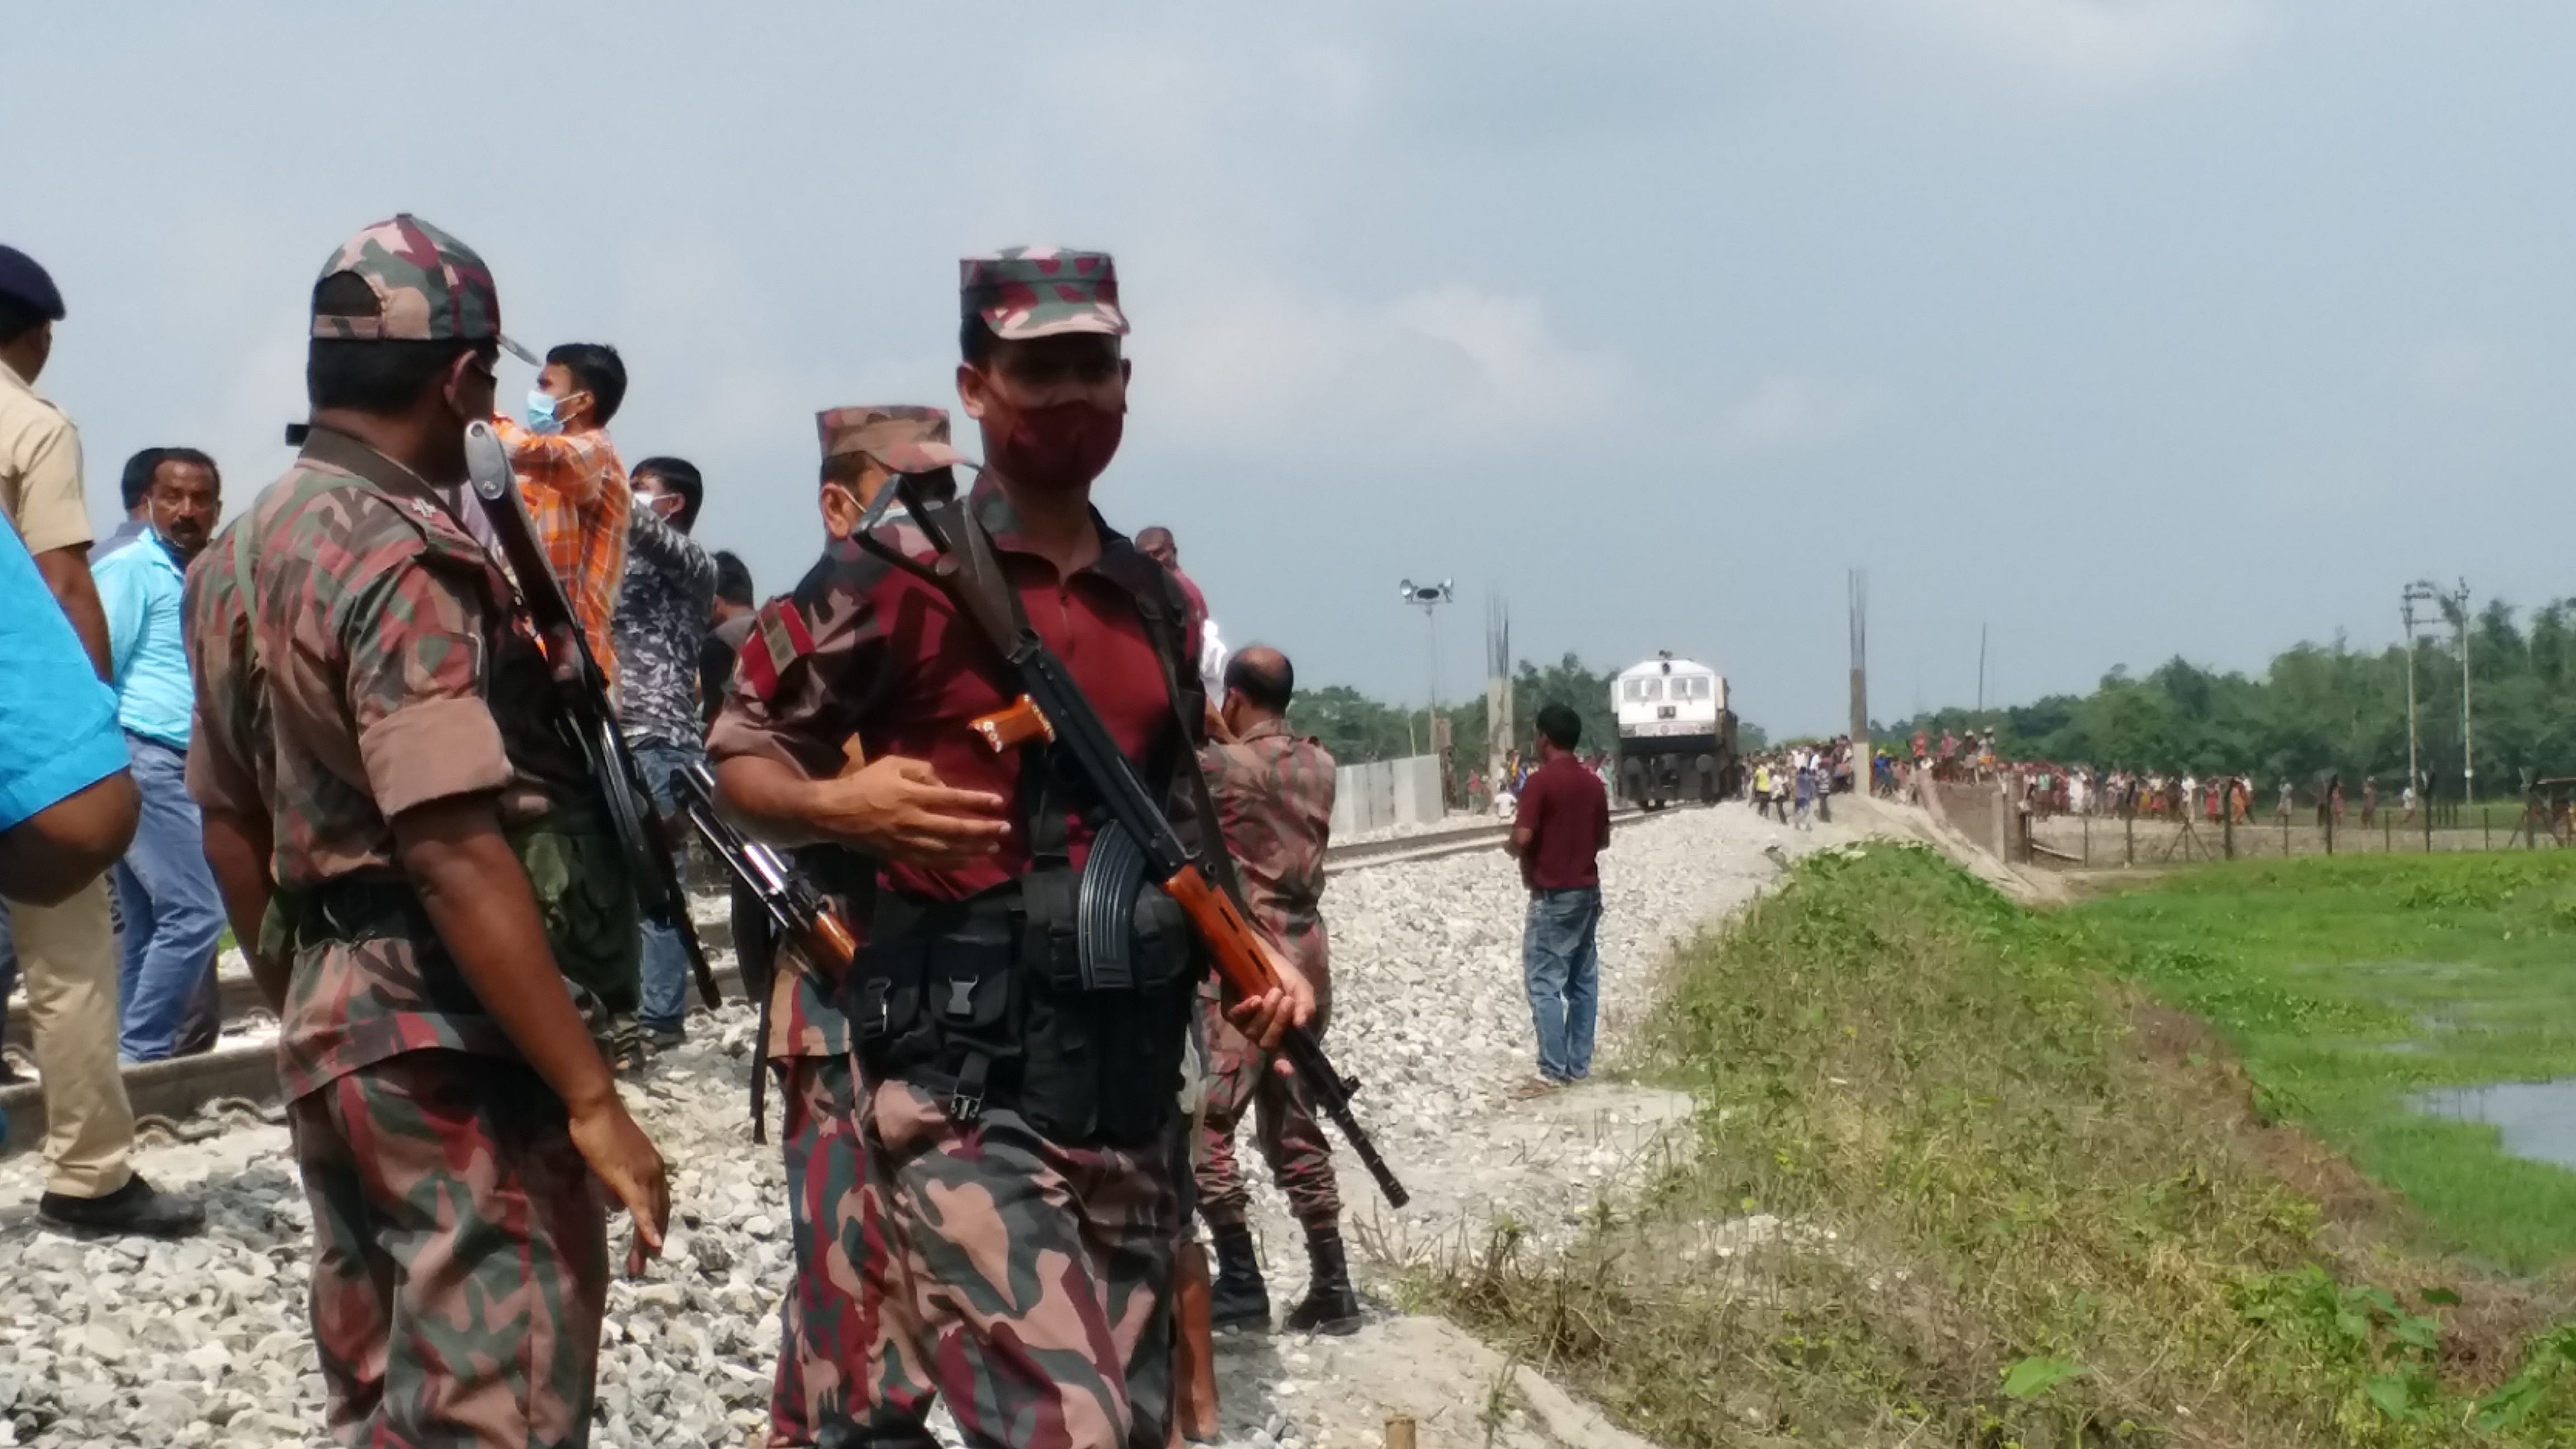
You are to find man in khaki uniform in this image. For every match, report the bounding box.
[0,244,201,1237]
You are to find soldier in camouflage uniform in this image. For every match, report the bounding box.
[710,248,1310,1449]
[762,404,969,1447]
[1190,645,1358,1334]
[182,215,669,1447]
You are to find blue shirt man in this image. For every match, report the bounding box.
[89,448,227,1062]
[0,515,126,835]
[92,519,194,746]
[0,504,130,1147]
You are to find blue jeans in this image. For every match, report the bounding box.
[631,736,703,1033]
[1522,887,1601,1082]
[110,735,227,1063]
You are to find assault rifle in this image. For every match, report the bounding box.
[671,759,857,1142]
[851,471,1409,1209]
[672,759,858,985]
[461,420,720,1009]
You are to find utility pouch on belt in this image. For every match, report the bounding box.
[847,872,1195,1146]
[851,887,1021,1124]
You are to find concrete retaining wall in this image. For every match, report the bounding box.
[1933,780,2009,859]
[1331,755,1446,837]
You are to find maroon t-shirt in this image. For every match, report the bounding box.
[1517,754,1609,891]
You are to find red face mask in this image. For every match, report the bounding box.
[987,395,1125,494]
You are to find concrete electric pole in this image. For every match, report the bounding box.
[2400,580,2438,801]
[1849,569,1869,787]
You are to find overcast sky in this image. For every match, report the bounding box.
[12,2,2573,736]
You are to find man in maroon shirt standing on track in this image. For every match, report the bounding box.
[1505,702,1611,1095]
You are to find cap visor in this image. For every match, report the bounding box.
[978,304,1130,341]
[878,439,972,473]
[499,334,543,368]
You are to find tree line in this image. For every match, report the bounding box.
[1883,598,2576,797]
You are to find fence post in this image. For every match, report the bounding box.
[2282,808,2290,857]
[2484,808,2491,851]
[2125,809,2135,868]
[2326,803,2335,856]
[2385,811,2393,853]
[2224,803,2234,860]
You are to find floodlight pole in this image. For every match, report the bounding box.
[1398,579,1453,764]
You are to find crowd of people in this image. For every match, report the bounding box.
[1745,738,1859,828]
[1999,765,2422,827]
[1469,745,1614,819]
[0,219,1622,1448]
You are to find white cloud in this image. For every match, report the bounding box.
[1715,376,1884,452]
[1144,281,1631,454]
[1857,0,2265,97]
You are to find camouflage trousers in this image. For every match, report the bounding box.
[843,1076,1177,1449]
[768,1053,874,1447]
[288,1048,610,1448]
[1193,994,1341,1231]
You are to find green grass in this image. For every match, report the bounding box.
[1432,844,2576,1447]
[2078,851,2576,1272]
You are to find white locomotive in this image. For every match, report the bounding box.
[1611,653,1739,808]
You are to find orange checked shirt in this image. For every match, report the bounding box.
[493,415,629,692]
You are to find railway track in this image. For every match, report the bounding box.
[0,807,1657,1153]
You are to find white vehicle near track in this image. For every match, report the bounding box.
[1611,652,1740,808]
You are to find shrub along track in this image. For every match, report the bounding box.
[1435,842,2576,1448]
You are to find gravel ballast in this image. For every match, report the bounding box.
[0,802,1874,1449]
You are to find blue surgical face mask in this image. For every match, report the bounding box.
[524,389,563,435]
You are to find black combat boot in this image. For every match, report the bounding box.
[1208,1220,1272,1331]
[1282,1225,1362,1336]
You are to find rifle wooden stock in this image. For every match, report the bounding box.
[970,695,1054,752]
[1162,865,1282,999]
[795,911,860,979]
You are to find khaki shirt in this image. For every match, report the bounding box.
[0,359,88,555]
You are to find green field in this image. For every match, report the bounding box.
[1436,845,2576,1447]
[2079,851,2576,1272]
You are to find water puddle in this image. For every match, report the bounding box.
[2413,1079,2576,1170]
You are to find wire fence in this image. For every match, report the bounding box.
[2018,797,2566,869]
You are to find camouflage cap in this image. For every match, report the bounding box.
[960,247,1127,341]
[311,214,500,343]
[816,404,968,472]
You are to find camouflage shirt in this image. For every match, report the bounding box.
[1199,718,1335,990]
[184,427,589,1100]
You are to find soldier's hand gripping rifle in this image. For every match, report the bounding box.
[461,420,721,1009]
[850,473,1409,1209]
